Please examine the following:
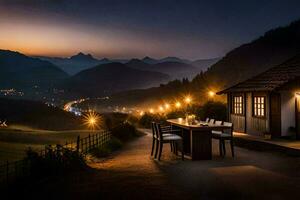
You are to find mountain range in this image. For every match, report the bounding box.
[4,18,299,104]
[37,53,219,76]
[36,53,104,75]
[1,48,220,100]
[61,62,170,97]
[104,19,300,107]
[0,50,68,90]
[206,19,300,88]
[126,59,199,79]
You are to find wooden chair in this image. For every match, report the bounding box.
[155,123,184,161]
[211,120,223,156]
[212,122,234,157]
[208,118,215,125]
[151,122,158,157]
[151,122,181,158]
[158,123,182,153]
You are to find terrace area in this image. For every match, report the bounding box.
[15,129,300,200]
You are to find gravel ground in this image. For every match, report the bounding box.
[14,131,300,200]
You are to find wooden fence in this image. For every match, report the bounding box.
[0,130,111,187]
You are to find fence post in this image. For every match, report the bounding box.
[6,160,9,185]
[88,134,91,152]
[96,133,99,147]
[76,136,80,153]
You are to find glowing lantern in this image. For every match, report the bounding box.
[208,91,215,97]
[175,102,181,108]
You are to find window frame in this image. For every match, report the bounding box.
[253,96,266,118]
[231,95,244,115]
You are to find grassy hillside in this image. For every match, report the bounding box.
[0,98,84,131]
[0,128,97,164]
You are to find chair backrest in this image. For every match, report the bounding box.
[205,118,210,123]
[155,123,164,140]
[208,119,215,125]
[223,122,233,136]
[214,120,222,126]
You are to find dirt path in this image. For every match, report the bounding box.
[17,130,300,200]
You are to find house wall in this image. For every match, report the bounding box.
[229,92,269,136]
[229,93,246,133]
[245,92,269,136]
[230,114,245,132]
[280,90,295,136]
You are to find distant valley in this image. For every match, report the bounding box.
[1,50,218,101]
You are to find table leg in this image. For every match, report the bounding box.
[190,130,212,160]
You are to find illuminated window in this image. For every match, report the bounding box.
[233,96,243,115]
[253,96,265,117]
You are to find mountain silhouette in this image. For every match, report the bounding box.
[0,49,68,90]
[107,19,300,107]
[126,59,200,79]
[70,52,98,62]
[62,62,170,97]
[207,19,300,88]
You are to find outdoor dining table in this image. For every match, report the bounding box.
[167,119,229,160]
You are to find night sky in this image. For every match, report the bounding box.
[0,0,300,59]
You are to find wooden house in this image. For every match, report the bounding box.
[217,55,300,138]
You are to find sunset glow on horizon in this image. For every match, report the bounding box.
[1,0,300,59]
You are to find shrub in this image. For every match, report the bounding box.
[196,101,227,121]
[25,146,86,178]
[166,110,185,119]
[139,113,166,128]
[111,122,140,141]
[90,136,123,157]
[102,112,139,129]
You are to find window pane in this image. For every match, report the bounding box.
[233,96,243,114]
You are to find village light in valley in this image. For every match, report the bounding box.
[149,108,154,113]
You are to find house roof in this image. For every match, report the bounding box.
[217,54,300,94]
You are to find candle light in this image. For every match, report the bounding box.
[178,118,183,123]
